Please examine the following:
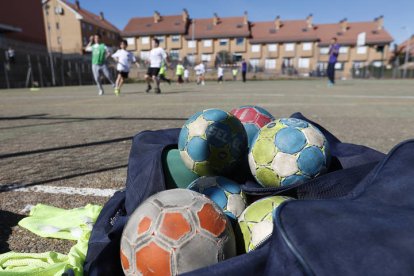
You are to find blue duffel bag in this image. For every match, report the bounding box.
[83,113,414,276]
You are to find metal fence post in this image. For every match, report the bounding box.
[25,54,33,88]
[37,55,44,87]
[3,62,10,89]
[76,62,82,85]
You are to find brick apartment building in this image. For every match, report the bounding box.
[123,10,190,62]
[0,0,46,48]
[123,11,393,78]
[42,0,121,54]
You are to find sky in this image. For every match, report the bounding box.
[78,0,414,44]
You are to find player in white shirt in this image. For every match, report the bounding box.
[184,68,190,83]
[111,40,139,96]
[145,38,169,94]
[194,61,206,85]
[217,65,224,84]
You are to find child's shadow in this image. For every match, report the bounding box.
[0,210,25,253]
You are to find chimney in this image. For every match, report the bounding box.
[340,18,348,32]
[243,11,248,25]
[306,14,313,29]
[99,12,104,21]
[275,16,281,30]
[375,15,384,30]
[213,13,219,26]
[75,0,80,10]
[154,11,161,23]
[182,9,189,22]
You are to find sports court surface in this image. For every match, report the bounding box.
[1,79,414,254]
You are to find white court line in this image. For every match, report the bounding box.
[177,92,414,100]
[14,185,120,197]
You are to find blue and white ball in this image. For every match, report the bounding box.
[248,118,330,187]
[188,176,247,220]
[179,109,248,176]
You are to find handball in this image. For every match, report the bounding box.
[249,118,330,188]
[178,109,248,176]
[188,176,247,220]
[120,189,236,275]
[238,196,292,252]
[230,105,274,148]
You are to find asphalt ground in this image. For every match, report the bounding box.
[1,79,414,255]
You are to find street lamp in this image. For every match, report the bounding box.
[191,19,195,66]
[44,3,56,86]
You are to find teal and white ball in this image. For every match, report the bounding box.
[178,109,248,176]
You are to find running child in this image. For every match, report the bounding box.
[176,60,185,84]
[111,40,139,96]
[194,61,205,85]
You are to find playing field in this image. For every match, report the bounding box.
[1,79,414,254]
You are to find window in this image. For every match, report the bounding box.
[265,59,276,69]
[141,36,149,44]
[339,46,349,54]
[233,53,243,62]
[319,47,329,54]
[186,55,196,65]
[236,38,244,45]
[203,40,212,47]
[335,62,344,70]
[172,35,180,42]
[249,59,260,68]
[57,36,61,45]
[88,24,93,31]
[302,43,312,51]
[219,39,229,46]
[140,51,150,60]
[126,37,135,47]
[353,61,365,69]
[268,44,277,52]
[357,46,367,54]
[155,36,165,43]
[170,50,180,60]
[56,22,60,30]
[83,36,88,46]
[201,54,211,61]
[298,58,310,68]
[188,40,196,48]
[251,45,261,53]
[372,61,383,67]
[81,22,86,29]
[285,43,295,52]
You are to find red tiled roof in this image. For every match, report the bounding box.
[316,21,393,46]
[185,16,250,40]
[123,15,188,36]
[250,20,318,44]
[62,0,120,33]
[398,36,414,55]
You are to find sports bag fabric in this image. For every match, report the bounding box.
[188,140,414,276]
[83,113,400,275]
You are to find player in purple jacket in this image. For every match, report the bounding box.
[327,37,340,86]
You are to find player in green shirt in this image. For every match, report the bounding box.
[85,34,115,95]
[176,60,185,84]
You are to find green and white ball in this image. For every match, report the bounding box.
[238,196,292,252]
[178,109,248,176]
[249,118,330,188]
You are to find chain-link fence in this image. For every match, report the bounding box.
[0,48,104,89]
